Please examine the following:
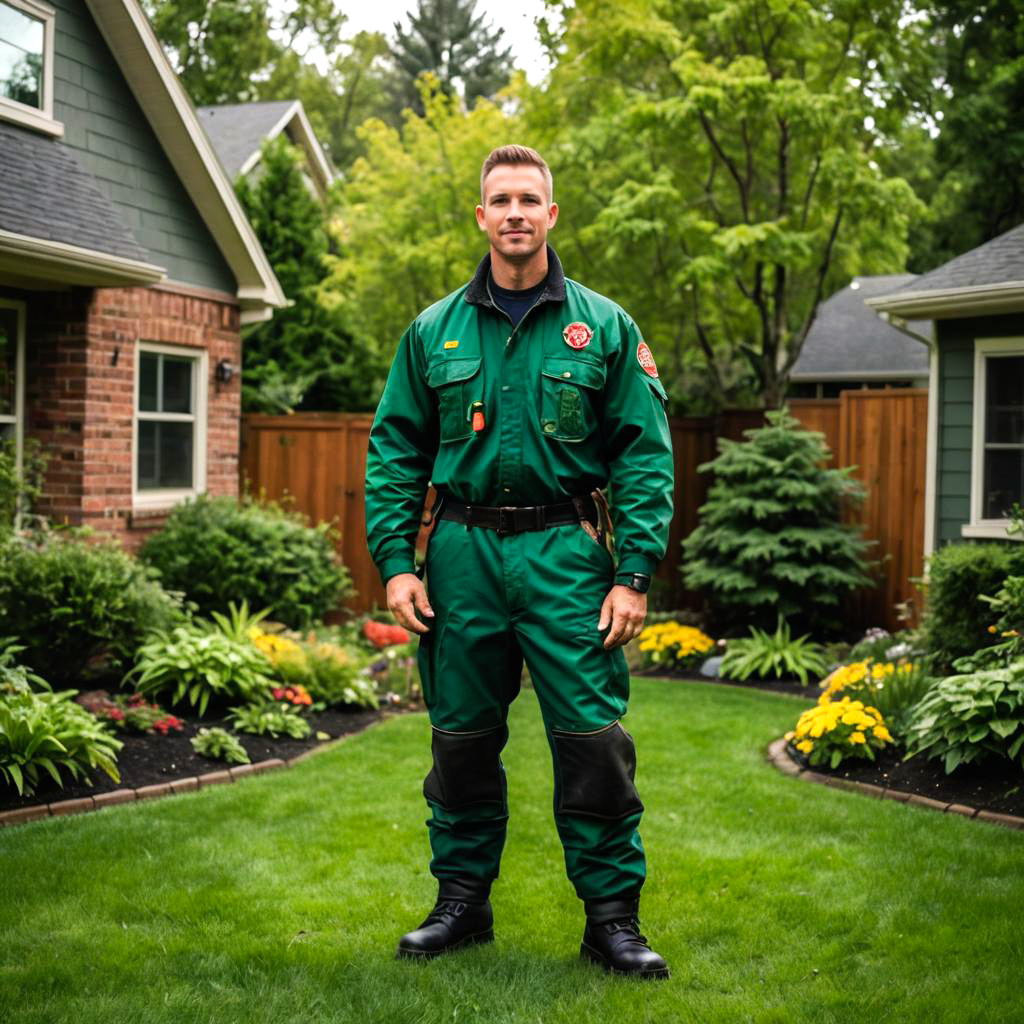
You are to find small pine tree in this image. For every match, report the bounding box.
[682,408,875,638]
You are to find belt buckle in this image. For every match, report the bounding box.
[496,506,517,536]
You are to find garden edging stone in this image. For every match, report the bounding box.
[766,736,1024,831]
[0,711,391,828]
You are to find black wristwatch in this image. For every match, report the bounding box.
[619,573,651,594]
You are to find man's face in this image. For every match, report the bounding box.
[475,164,558,261]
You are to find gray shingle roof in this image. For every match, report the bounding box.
[893,221,1024,293]
[789,274,930,379]
[196,100,296,179]
[0,120,152,264]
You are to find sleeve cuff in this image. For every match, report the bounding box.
[377,553,417,587]
[615,554,658,581]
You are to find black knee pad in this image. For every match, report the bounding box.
[423,723,509,811]
[551,721,645,820]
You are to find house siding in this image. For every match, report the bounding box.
[935,313,1024,546]
[49,0,236,294]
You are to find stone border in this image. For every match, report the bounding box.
[767,737,1024,831]
[0,720,384,829]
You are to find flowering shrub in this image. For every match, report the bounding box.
[271,684,313,707]
[636,622,715,670]
[250,630,311,687]
[77,690,184,735]
[820,659,935,740]
[786,695,893,769]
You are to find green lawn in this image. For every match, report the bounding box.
[1,678,1021,1024]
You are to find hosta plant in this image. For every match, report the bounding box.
[0,684,122,796]
[720,617,829,685]
[190,726,250,765]
[786,695,893,769]
[228,699,312,739]
[903,659,1024,774]
[127,624,275,716]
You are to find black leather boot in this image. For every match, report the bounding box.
[580,897,670,979]
[396,878,494,959]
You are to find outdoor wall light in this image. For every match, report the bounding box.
[215,359,236,383]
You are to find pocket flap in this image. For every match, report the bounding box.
[541,356,606,390]
[644,374,668,403]
[426,356,482,388]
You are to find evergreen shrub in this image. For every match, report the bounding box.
[681,408,873,637]
[0,531,184,685]
[139,495,352,627]
[921,542,1024,673]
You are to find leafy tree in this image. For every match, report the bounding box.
[236,136,381,412]
[528,0,926,409]
[391,0,514,112]
[681,408,874,638]
[321,76,522,373]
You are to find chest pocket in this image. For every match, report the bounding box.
[539,356,606,441]
[427,356,483,443]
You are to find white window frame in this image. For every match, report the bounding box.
[0,0,62,138]
[0,297,26,492]
[132,341,207,512]
[962,336,1024,540]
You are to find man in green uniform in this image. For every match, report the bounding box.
[365,145,674,978]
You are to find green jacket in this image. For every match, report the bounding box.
[365,247,675,586]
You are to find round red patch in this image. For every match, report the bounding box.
[562,322,593,350]
[637,340,659,378]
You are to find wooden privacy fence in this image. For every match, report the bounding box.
[241,388,928,632]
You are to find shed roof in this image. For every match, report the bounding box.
[789,275,930,380]
[196,100,296,179]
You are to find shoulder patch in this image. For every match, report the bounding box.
[637,340,659,378]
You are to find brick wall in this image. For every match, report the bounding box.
[24,282,241,547]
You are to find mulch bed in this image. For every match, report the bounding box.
[0,703,397,815]
[642,669,1024,819]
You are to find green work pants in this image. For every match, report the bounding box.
[416,515,647,903]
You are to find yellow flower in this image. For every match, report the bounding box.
[988,625,998,634]
[873,725,892,742]
[849,731,866,744]
[796,740,813,753]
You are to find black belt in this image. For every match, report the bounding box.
[436,491,598,536]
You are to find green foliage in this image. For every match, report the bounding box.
[190,726,250,765]
[236,135,381,413]
[303,639,378,708]
[128,624,275,717]
[904,659,1024,774]
[0,654,123,796]
[0,438,48,532]
[921,542,1024,673]
[0,531,184,685]
[209,601,272,644]
[228,699,312,739]
[390,0,513,112]
[527,0,926,409]
[682,409,874,636]
[139,495,352,628]
[720,616,829,685]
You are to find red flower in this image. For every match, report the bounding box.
[363,620,410,649]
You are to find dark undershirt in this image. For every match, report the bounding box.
[488,272,547,328]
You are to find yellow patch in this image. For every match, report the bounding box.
[444,340,459,350]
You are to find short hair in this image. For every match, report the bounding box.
[480,145,553,203]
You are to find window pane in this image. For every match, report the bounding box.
[986,356,1024,444]
[137,421,193,490]
[0,2,43,109]
[0,307,16,417]
[983,448,1024,520]
[138,353,158,412]
[161,356,193,414]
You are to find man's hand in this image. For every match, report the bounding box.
[386,573,435,635]
[598,584,647,649]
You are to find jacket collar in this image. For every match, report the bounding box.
[464,244,567,308]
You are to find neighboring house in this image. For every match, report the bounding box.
[195,99,336,202]
[868,221,1024,555]
[787,275,930,398]
[0,0,286,543]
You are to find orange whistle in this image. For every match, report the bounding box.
[471,402,485,432]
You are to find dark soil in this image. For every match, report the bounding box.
[0,703,397,815]
[644,669,1024,819]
